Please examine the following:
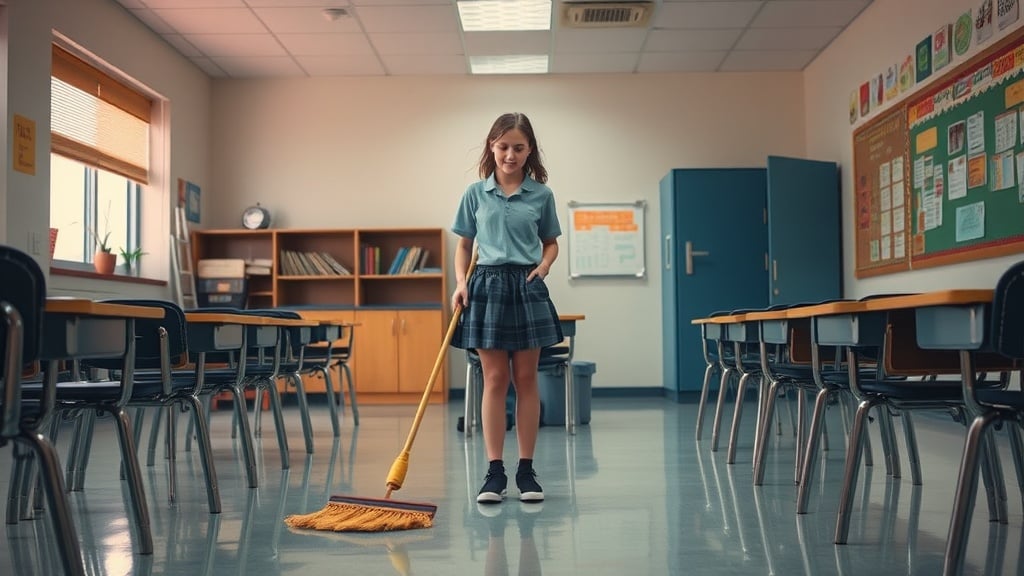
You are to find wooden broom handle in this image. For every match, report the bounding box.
[399,249,477,455]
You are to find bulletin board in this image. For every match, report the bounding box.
[907,27,1024,269]
[853,25,1024,277]
[567,201,646,278]
[853,105,911,278]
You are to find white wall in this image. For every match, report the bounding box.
[210,72,807,390]
[3,0,212,299]
[805,0,1024,297]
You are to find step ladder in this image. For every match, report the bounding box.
[170,205,197,309]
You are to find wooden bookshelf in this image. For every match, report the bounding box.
[192,228,448,404]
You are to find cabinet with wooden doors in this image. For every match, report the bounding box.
[192,227,448,404]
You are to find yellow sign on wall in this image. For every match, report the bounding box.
[13,114,35,175]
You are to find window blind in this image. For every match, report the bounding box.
[50,45,151,184]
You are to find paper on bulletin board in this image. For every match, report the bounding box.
[567,201,645,277]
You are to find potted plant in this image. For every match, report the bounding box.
[119,246,147,275]
[90,229,116,274]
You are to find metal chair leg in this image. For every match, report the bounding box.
[230,384,259,489]
[186,395,221,514]
[318,366,340,437]
[110,407,153,555]
[726,373,751,465]
[266,380,291,470]
[290,373,314,454]
[1007,420,1024,496]
[341,361,359,426]
[794,389,807,485]
[834,398,877,544]
[944,412,999,576]
[695,362,716,441]
[710,368,734,452]
[753,378,781,485]
[463,361,474,438]
[797,388,831,514]
[146,406,163,467]
[166,405,178,505]
[983,432,1009,524]
[901,411,923,486]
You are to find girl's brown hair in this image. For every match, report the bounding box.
[477,112,548,183]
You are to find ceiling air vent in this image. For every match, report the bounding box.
[562,2,653,28]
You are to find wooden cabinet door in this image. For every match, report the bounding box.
[354,309,400,394]
[396,310,443,394]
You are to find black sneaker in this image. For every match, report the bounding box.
[477,470,507,503]
[516,469,544,502]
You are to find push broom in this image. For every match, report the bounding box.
[285,251,477,532]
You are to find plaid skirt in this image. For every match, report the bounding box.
[452,264,563,351]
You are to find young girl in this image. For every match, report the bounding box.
[451,112,563,504]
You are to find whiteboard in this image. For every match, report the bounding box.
[566,201,646,278]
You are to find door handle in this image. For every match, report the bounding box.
[685,241,710,276]
[665,234,672,270]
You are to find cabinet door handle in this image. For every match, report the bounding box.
[665,234,672,270]
[401,318,406,334]
[685,241,710,276]
[772,259,778,282]
[391,318,397,337]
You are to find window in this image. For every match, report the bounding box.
[49,43,151,269]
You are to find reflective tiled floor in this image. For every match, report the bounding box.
[1,397,1021,575]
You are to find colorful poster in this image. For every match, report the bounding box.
[955,11,974,56]
[955,201,985,242]
[871,74,883,109]
[949,155,969,199]
[998,0,1019,30]
[991,149,1016,190]
[995,109,1018,152]
[899,54,915,92]
[968,153,989,188]
[977,0,994,44]
[850,89,859,124]
[916,36,933,83]
[860,81,871,117]
[885,64,899,101]
[933,24,952,71]
[949,120,967,155]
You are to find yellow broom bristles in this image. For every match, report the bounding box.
[285,497,435,532]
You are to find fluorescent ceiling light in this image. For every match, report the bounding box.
[469,54,549,74]
[457,0,552,32]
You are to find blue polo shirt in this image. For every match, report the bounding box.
[452,173,562,266]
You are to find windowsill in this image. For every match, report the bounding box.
[50,266,167,286]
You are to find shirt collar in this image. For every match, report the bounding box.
[484,173,539,195]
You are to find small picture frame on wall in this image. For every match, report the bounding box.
[185,180,201,223]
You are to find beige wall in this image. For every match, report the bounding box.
[3,0,212,299]
[805,0,1024,297]
[210,72,807,389]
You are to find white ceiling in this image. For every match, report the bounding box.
[112,0,873,77]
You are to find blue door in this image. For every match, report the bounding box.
[766,156,842,306]
[661,169,768,395]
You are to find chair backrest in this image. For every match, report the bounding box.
[991,260,1024,359]
[100,300,188,369]
[0,246,45,370]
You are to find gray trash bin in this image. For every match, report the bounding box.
[539,361,595,426]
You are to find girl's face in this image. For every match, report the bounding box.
[490,128,531,178]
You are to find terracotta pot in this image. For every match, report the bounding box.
[94,251,116,275]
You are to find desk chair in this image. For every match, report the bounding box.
[945,267,1024,575]
[297,321,359,429]
[0,246,85,576]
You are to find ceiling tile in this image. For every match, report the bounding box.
[277,34,376,56]
[644,28,743,52]
[356,5,460,33]
[247,0,349,6]
[184,34,286,57]
[253,7,363,34]
[369,32,464,56]
[152,8,270,34]
[637,51,727,72]
[294,55,386,76]
[654,1,763,29]
[161,34,204,58]
[143,0,244,7]
[719,49,818,71]
[129,9,175,34]
[463,31,551,56]
[551,52,639,74]
[751,1,871,28]
[349,0,452,5]
[212,55,307,77]
[554,29,648,54]
[379,54,468,75]
[735,26,841,50]
[190,57,228,77]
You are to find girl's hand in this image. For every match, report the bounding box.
[527,262,549,282]
[452,283,469,311]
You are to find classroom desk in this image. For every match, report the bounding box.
[40,298,167,558]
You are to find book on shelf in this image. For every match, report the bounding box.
[245,265,272,276]
[385,246,431,275]
[279,249,350,276]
